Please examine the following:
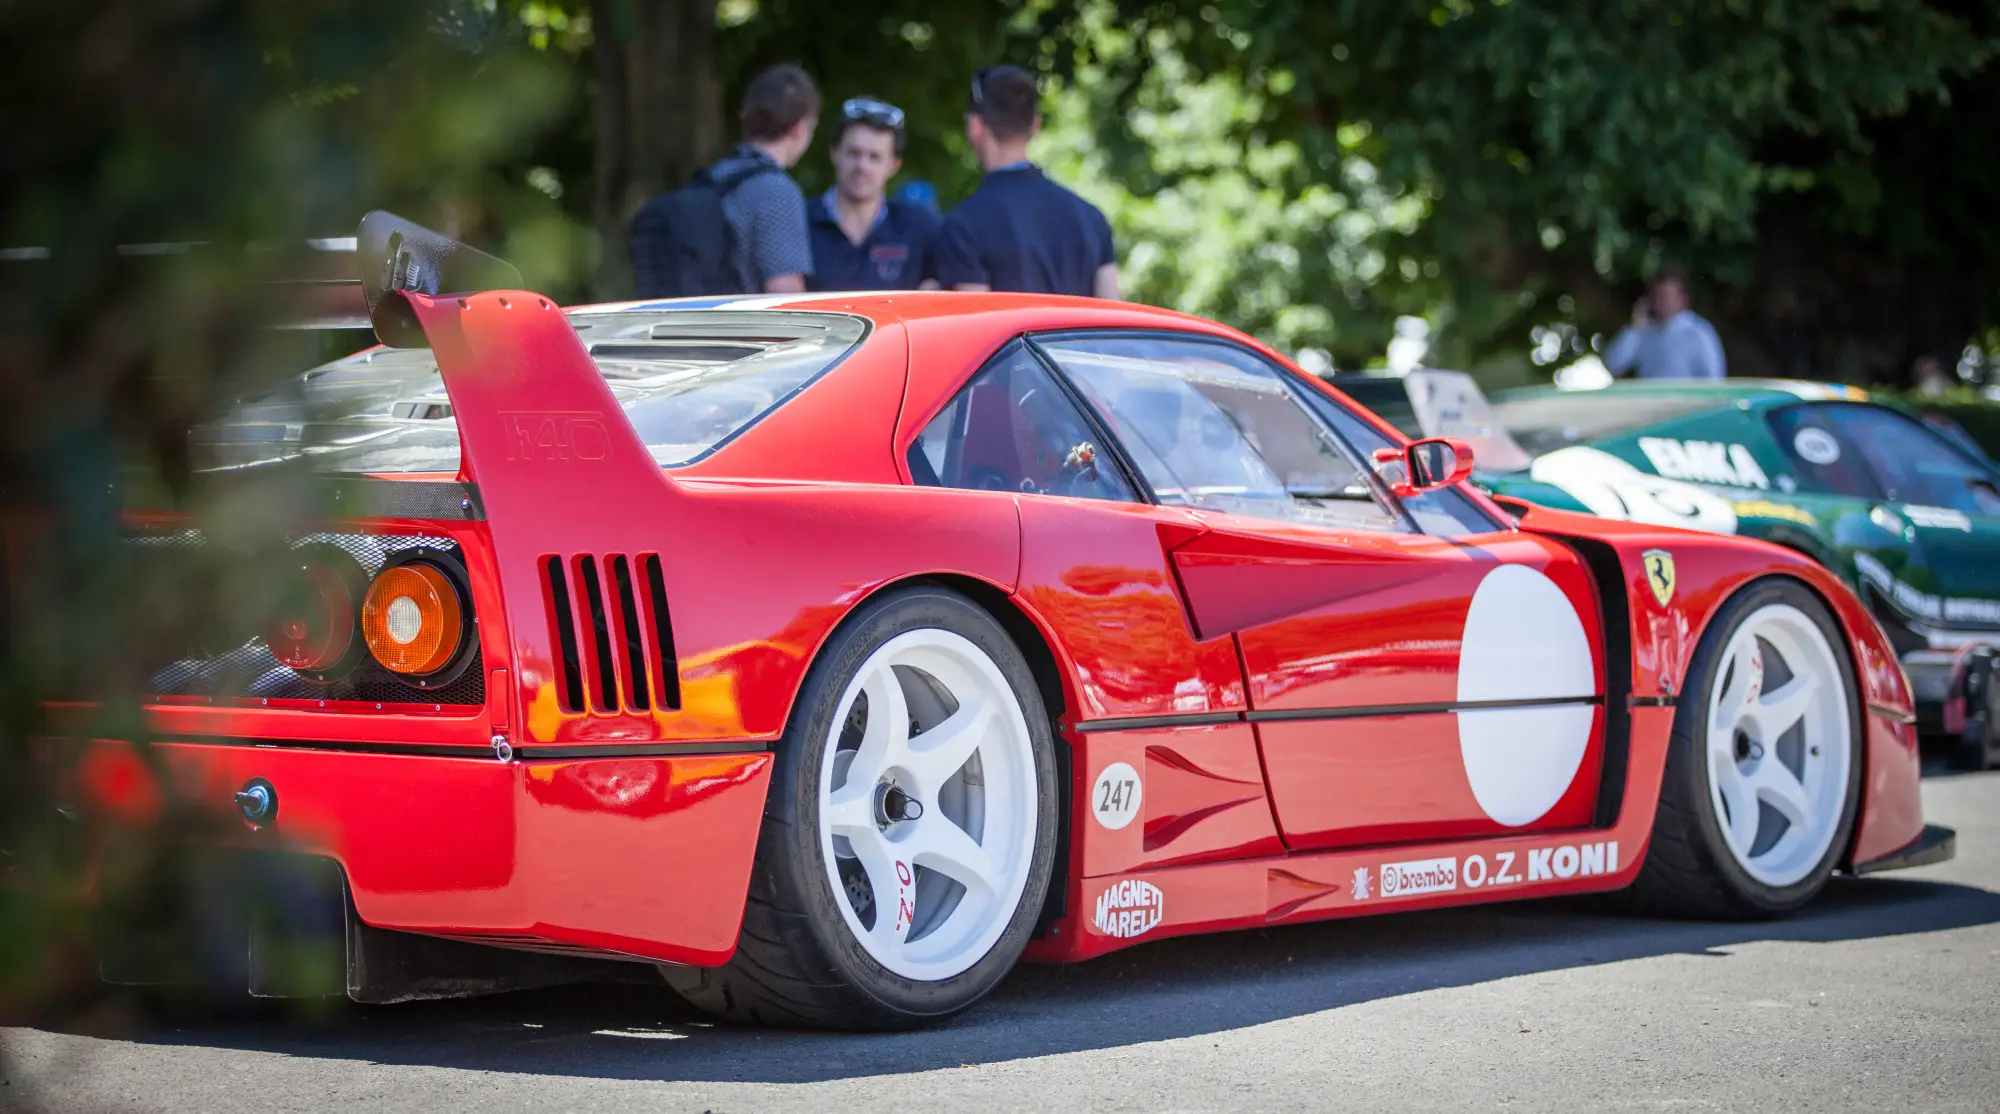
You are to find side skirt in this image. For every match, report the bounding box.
[1025,705,1677,963]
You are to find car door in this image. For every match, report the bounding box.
[1036,332,1609,851]
[1781,402,2000,635]
[904,339,1280,873]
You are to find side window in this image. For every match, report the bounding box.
[1767,405,1883,499]
[908,342,1138,503]
[1038,334,1403,532]
[1302,390,1502,537]
[1816,405,2000,516]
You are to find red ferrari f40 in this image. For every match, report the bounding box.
[67,216,1953,1028]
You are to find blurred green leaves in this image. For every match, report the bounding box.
[0,0,581,1028]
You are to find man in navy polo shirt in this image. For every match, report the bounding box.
[935,65,1121,299]
[806,97,940,291]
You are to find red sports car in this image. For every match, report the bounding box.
[76,216,1951,1028]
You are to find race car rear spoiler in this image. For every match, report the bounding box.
[353,212,696,743]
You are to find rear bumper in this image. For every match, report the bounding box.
[1851,823,1957,876]
[74,739,773,967]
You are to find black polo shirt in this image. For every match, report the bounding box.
[934,164,1115,296]
[806,191,940,291]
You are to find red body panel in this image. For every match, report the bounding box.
[73,290,1928,972]
[83,740,771,964]
[1014,499,1244,722]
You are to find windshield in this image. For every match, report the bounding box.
[1491,390,1731,458]
[191,309,868,473]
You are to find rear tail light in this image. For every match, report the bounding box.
[265,561,360,673]
[362,561,465,676]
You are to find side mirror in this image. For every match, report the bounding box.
[357,211,522,347]
[1372,437,1475,497]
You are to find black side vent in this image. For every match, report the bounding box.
[543,555,585,713]
[573,555,618,713]
[543,552,679,715]
[607,555,650,713]
[641,553,681,710]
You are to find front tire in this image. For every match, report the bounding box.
[1625,578,1862,918]
[664,586,1058,1029]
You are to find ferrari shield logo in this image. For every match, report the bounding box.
[1642,549,1676,607]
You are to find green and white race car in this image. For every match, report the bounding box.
[1335,370,2000,768]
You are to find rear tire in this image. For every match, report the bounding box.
[1623,578,1862,919]
[663,586,1058,1029]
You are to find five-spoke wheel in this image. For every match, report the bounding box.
[1702,603,1852,888]
[1628,579,1862,917]
[818,628,1040,982]
[663,588,1057,1029]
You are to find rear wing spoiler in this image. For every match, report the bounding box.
[356,212,691,744]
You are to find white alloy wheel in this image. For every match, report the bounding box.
[817,627,1039,982]
[1703,602,1852,888]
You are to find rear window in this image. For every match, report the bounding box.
[1491,390,1733,457]
[192,310,868,473]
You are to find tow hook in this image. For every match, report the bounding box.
[235,778,278,827]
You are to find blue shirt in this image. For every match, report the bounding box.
[934,165,1116,296]
[706,144,813,291]
[806,190,940,291]
[1605,311,1728,379]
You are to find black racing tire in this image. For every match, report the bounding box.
[1621,578,1863,919]
[661,585,1059,1029]
[1951,650,2000,771]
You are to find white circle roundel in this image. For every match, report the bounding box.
[1457,565,1597,827]
[1793,427,1841,465]
[1090,762,1142,830]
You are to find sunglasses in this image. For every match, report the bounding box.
[842,97,905,131]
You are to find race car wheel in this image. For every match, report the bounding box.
[1951,649,2000,771]
[1624,578,1861,918]
[663,586,1058,1029]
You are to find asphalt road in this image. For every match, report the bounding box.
[6,769,1996,1114]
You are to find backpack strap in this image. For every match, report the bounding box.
[706,159,781,196]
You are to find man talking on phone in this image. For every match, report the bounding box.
[1604,265,1727,379]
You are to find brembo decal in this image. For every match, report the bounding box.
[1090,761,1142,831]
[1362,840,1622,901]
[1637,437,1770,489]
[1092,879,1165,939]
[1380,857,1458,897]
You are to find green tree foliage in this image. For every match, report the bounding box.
[0,0,571,1033]
[1053,0,2000,379]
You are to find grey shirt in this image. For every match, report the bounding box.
[1604,310,1728,380]
[708,144,813,292]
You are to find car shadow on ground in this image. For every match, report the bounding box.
[18,872,2000,1085]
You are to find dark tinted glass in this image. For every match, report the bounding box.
[1766,405,1883,499]
[908,343,1138,503]
[1041,335,1402,531]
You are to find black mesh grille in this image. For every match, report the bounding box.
[132,530,485,707]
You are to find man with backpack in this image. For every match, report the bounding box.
[630,64,819,298]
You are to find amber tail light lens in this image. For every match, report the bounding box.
[361,563,465,675]
[265,561,360,674]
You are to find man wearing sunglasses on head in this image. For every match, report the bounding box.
[806,97,941,291]
[935,65,1120,300]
